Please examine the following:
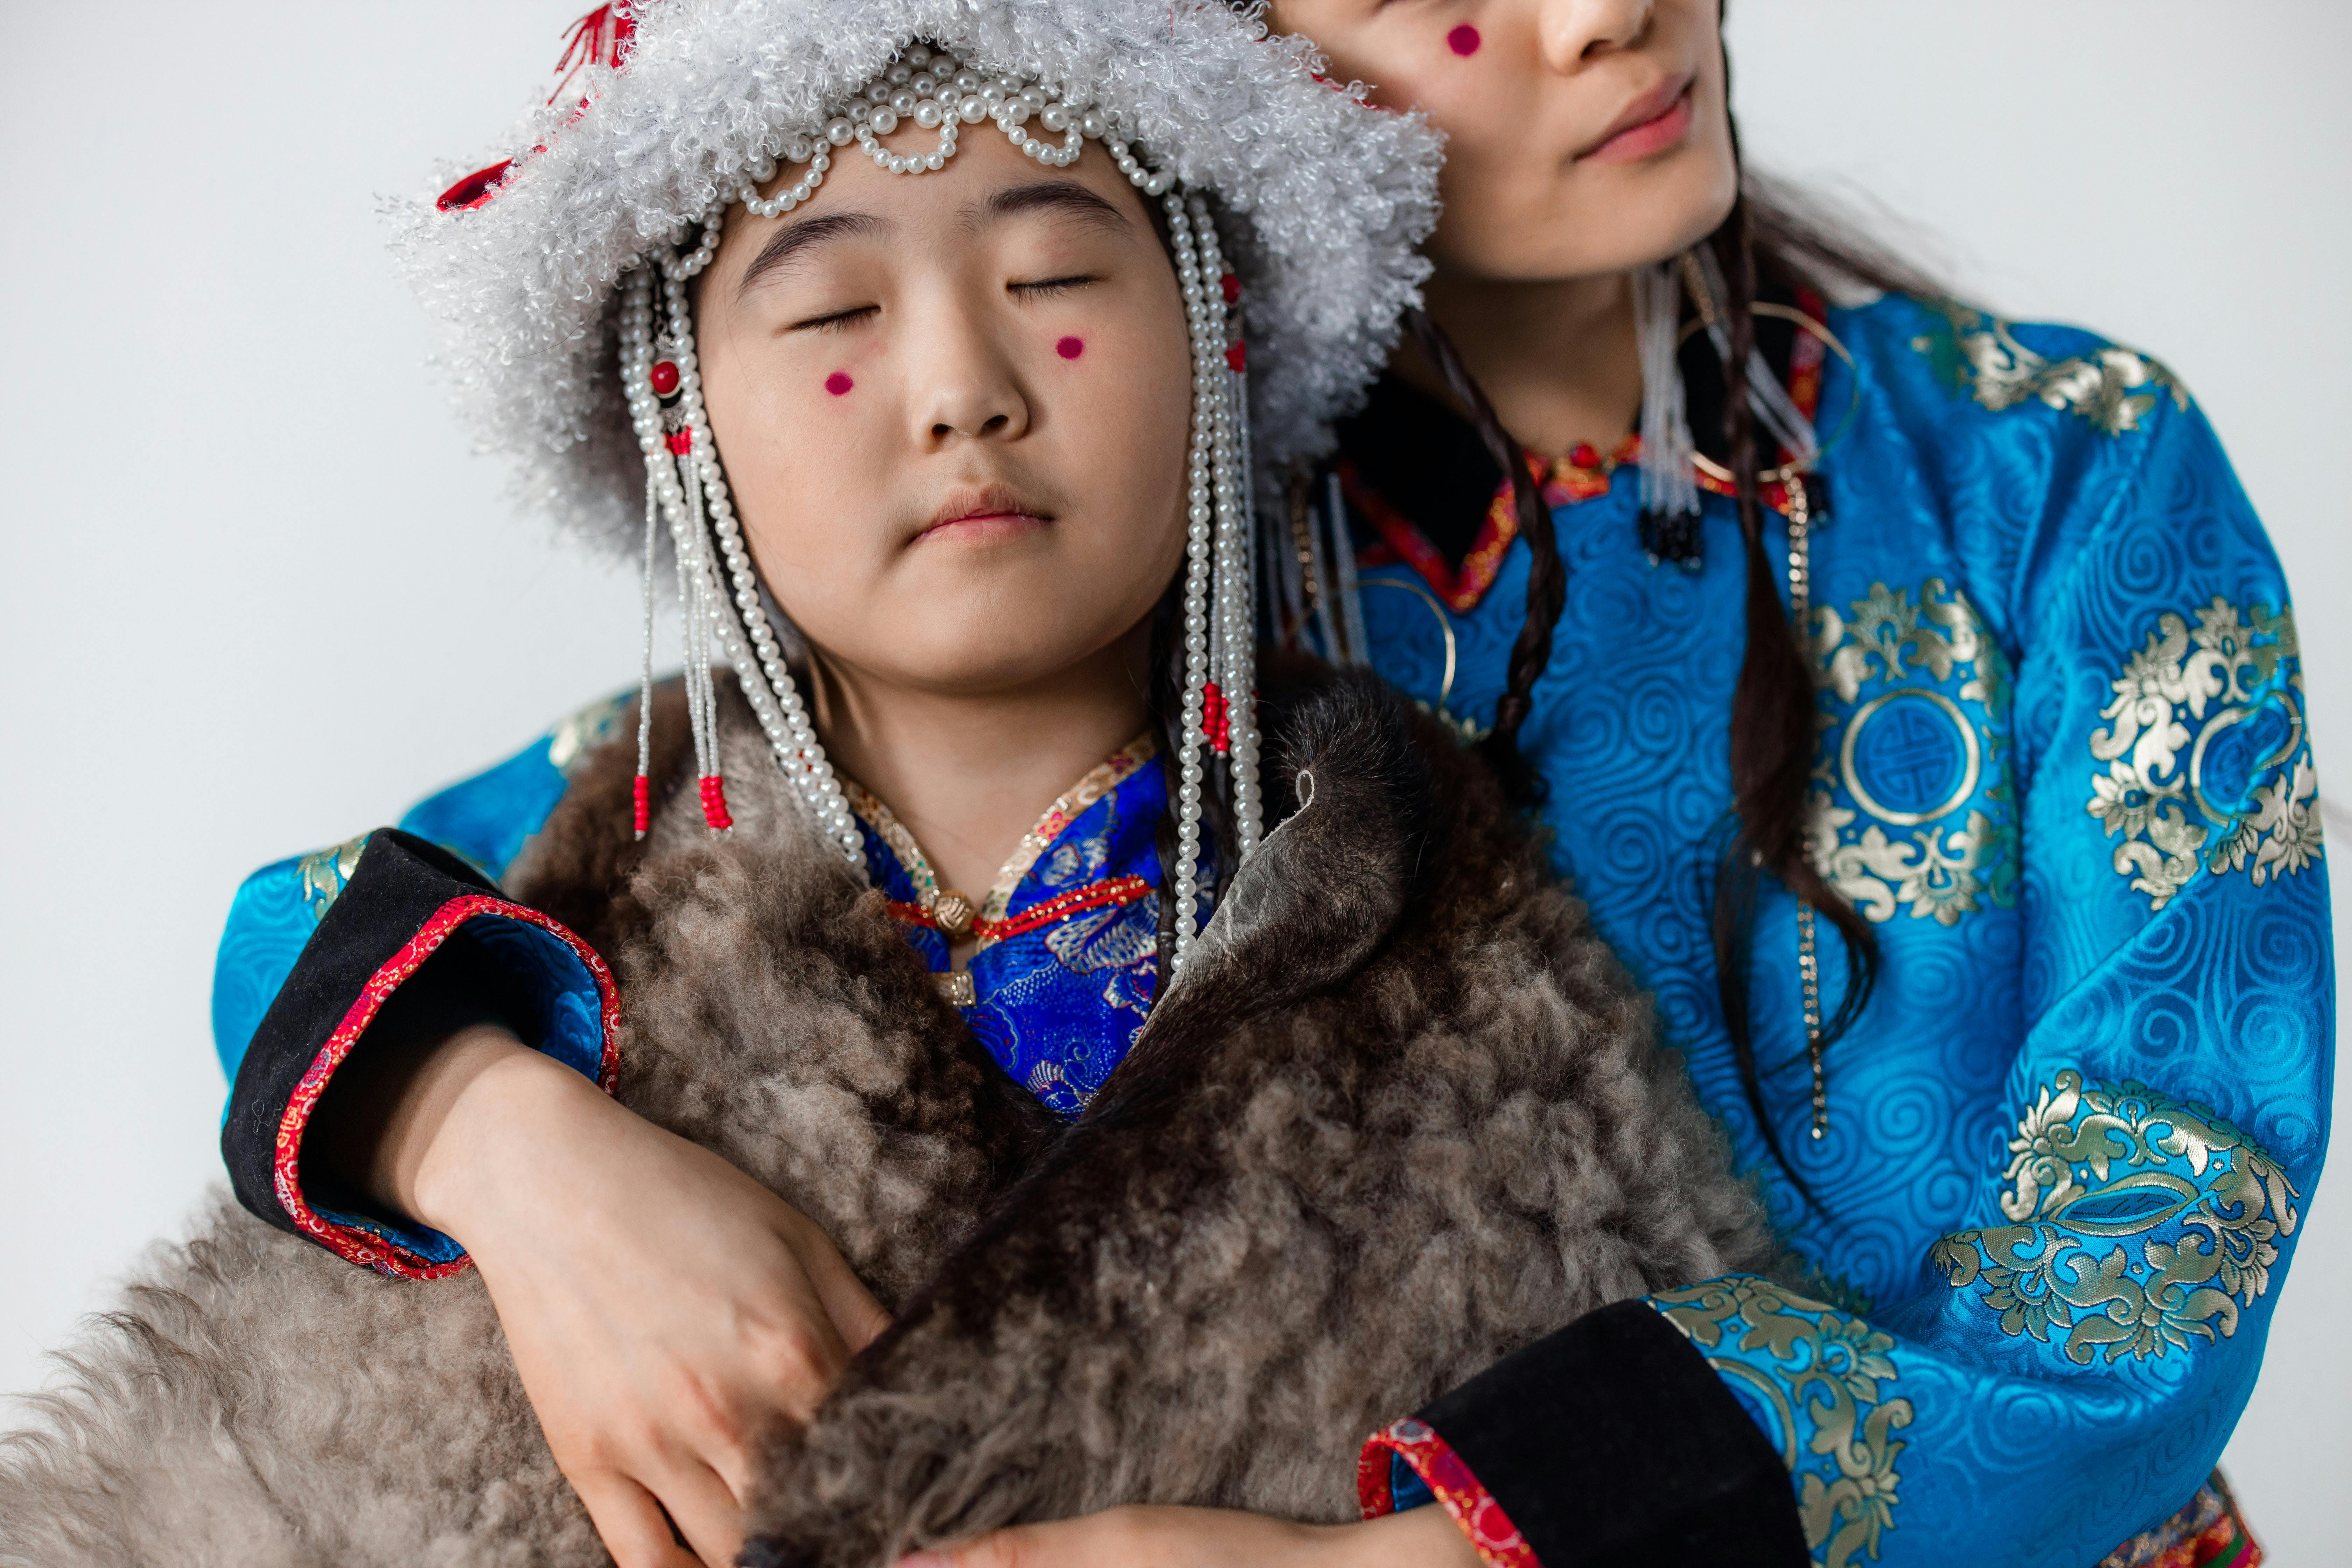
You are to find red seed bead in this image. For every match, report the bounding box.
[1219,273,1240,304]
[699,775,734,832]
[1224,341,1246,373]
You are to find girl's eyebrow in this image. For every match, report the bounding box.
[968,180,1132,236]
[736,210,892,299]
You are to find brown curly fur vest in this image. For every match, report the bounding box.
[0,667,1776,1568]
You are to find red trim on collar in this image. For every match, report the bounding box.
[1347,293,1833,613]
[889,875,1153,944]
[270,894,622,1279]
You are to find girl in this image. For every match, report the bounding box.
[7,4,1774,1566]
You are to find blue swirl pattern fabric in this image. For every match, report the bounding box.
[1351,294,2330,1566]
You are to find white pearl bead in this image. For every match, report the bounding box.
[959,95,986,123]
[827,118,853,145]
[915,100,941,128]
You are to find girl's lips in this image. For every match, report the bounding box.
[912,485,1053,546]
[915,509,1049,546]
[1580,78,1696,164]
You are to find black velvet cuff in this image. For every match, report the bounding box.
[218,829,616,1275]
[1414,1298,1806,1568]
[220,832,498,1235]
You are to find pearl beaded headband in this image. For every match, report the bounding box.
[622,44,1261,971]
[736,41,1178,218]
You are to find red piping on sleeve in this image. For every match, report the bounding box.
[269,894,622,1279]
[1359,1417,1541,1568]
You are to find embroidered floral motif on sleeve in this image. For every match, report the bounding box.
[1911,303,2190,434]
[545,689,632,773]
[1928,1070,2300,1365]
[1804,579,2016,925]
[1650,1278,1914,1568]
[2087,598,2317,910]
[295,832,373,921]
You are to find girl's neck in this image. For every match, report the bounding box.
[1405,267,1642,459]
[808,622,1155,903]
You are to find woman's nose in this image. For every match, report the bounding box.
[1534,0,1657,74]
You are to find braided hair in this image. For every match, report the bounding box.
[1395,50,1945,1203]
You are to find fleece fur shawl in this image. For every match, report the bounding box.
[0,670,1776,1567]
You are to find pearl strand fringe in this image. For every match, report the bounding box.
[617,82,1261,918]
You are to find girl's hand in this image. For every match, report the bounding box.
[897,1502,1484,1568]
[387,1029,891,1568]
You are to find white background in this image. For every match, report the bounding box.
[1,2,2343,1559]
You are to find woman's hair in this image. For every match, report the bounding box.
[1400,35,1947,1204]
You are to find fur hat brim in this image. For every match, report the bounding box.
[394,0,1441,554]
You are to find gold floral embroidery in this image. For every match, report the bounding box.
[296,832,373,920]
[2087,598,2317,910]
[1806,580,2015,924]
[1654,1278,1914,1568]
[1912,304,2189,434]
[1930,1070,2299,1365]
[546,691,632,774]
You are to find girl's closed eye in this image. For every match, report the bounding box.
[1011,274,1098,298]
[789,303,879,334]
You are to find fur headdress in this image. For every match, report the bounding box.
[398,0,1441,553]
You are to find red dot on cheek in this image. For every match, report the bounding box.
[824,371,854,397]
[1056,336,1085,360]
[1447,23,1480,56]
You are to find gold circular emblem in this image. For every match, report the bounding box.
[1838,688,1981,828]
[2186,695,2304,826]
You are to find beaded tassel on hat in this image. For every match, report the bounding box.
[620,244,865,872]
[613,47,1268,916]
[1164,190,1262,969]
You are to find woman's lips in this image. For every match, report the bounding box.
[1580,76,1696,164]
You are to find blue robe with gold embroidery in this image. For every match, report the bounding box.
[1346,295,2325,1567]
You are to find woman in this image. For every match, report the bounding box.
[202,2,2324,1567]
[12,3,1779,1566]
[945,3,2316,1566]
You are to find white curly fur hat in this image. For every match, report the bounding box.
[399,0,1441,554]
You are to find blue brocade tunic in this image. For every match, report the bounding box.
[210,295,2328,1566]
[1345,296,2328,1567]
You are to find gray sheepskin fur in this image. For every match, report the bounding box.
[0,666,1780,1566]
[399,0,1441,551]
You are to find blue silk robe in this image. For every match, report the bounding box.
[1347,294,2328,1567]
